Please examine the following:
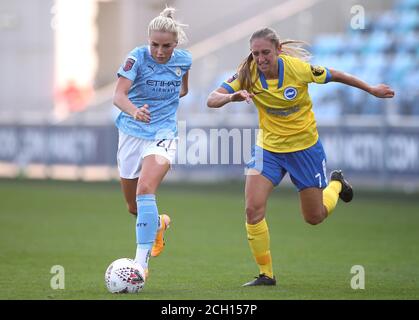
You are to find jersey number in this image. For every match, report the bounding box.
[157,139,173,151]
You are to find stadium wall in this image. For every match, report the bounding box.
[1,123,418,190]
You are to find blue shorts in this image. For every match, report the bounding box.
[246,140,328,191]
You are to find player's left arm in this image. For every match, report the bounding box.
[329,68,395,98]
[179,71,189,98]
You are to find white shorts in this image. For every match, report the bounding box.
[117,130,177,179]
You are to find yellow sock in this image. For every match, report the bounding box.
[246,218,273,278]
[323,181,342,216]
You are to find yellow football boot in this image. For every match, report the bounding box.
[151,214,171,257]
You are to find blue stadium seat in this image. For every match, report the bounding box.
[398,68,419,115]
[396,11,419,32]
[362,53,387,73]
[375,12,400,32]
[311,34,347,55]
[362,31,394,54]
[390,53,415,83]
[338,53,359,71]
[345,33,368,55]
[396,0,419,11]
[397,31,419,53]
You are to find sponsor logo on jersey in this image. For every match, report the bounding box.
[267,105,300,116]
[146,80,181,93]
[284,87,298,100]
[146,80,181,87]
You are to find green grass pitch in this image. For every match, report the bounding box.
[0,178,418,300]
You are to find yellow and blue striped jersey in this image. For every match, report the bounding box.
[222,54,331,153]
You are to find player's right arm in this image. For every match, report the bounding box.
[207,88,254,108]
[113,76,150,123]
[207,71,255,108]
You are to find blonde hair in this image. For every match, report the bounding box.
[148,7,188,45]
[238,27,312,92]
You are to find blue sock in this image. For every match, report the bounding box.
[134,194,159,269]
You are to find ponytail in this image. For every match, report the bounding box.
[148,7,188,44]
[237,53,257,93]
[279,40,312,61]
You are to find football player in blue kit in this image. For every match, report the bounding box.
[113,7,192,278]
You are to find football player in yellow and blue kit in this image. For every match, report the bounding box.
[207,27,394,286]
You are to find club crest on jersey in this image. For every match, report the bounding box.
[123,56,136,71]
[227,73,238,83]
[284,87,298,100]
[311,65,324,76]
[175,67,182,76]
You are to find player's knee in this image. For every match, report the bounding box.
[137,181,154,195]
[303,212,324,225]
[245,205,265,224]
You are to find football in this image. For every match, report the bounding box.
[105,258,146,293]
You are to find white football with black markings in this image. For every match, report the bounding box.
[105,258,146,293]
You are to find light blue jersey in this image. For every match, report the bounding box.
[115,46,192,140]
